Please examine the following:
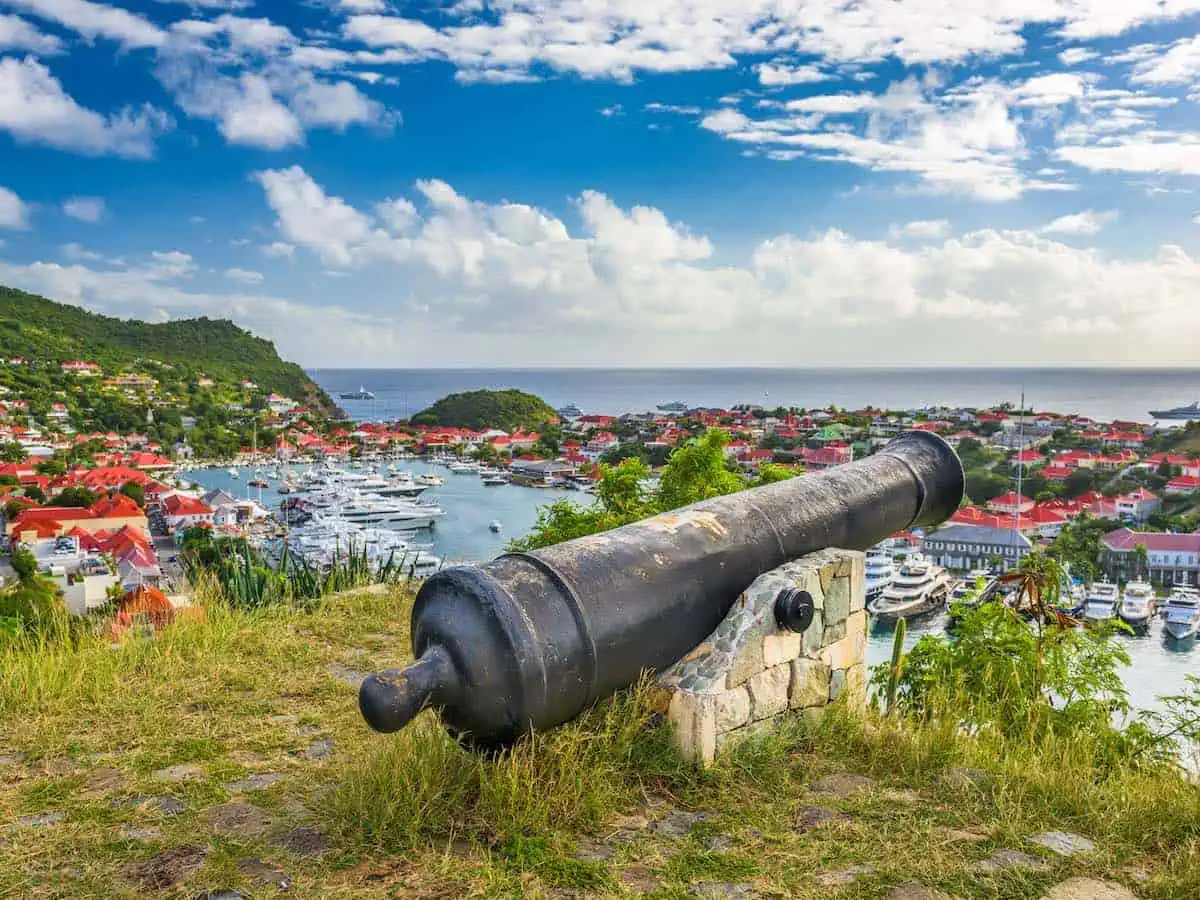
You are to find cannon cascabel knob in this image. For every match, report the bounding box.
[359,645,459,733]
[774,588,815,633]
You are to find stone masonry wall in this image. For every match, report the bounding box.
[655,548,867,765]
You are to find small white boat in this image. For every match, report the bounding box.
[1081,581,1119,624]
[227,468,239,478]
[448,460,478,474]
[481,474,509,486]
[489,520,502,533]
[416,473,444,487]
[1119,581,1156,629]
[1163,590,1200,641]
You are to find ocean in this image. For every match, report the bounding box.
[308,367,1200,424]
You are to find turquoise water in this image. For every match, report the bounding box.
[187,463,1196,716]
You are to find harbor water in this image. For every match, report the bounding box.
[187,463,1194,718]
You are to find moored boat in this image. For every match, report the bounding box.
[870,554,951,622]
[1081,581,1120,624]
[864,546,894,606]
[1162,590,1200,641]
[1119,580,1156,629]
[1149,401,1200,420]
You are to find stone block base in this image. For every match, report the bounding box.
[656,548,867,765]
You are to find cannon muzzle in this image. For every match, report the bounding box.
[360,431,963,745]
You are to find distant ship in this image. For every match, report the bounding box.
[558,403,583,419]
[1149,401,1200,420]
[339,386,376,401]
[656,401,689,413]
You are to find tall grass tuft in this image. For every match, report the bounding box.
[322,678,684,851]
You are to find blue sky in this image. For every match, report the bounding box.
[0,1,1198,367]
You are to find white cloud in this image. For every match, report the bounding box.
[0,56,168,157]
[62,195,104,222]
[261,240,295,258]
[176,72,302,149]
[1130,35,1200,86]
[1056,133,1200,176]
[756,61,831,86]
[255,165,378,265]
[236,167,1200,364]
[1039,209,1119,235]
[0,185,28,229]
[889,219,950,240]
[599,104,623,117]
[61,242,102,261]
[5,0,164,48]
[223,266,264,283]
[0,13,62,52]
[1057,47,1097,66]
[336,0,385,10]
[784,93,877,113]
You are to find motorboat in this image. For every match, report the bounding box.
[373,474,427,499]
[1081,581,1120,624]
[864,546,894,606]
[416,473,444,487]
[227,468,239,478]
[1149,401,1200,420]
[1119,580,1156,629]
[1162,590,1200,641]
[481,474,509,486]
[448,460,479,474]
[871,554,951,622]
[489,520,502,532]
[339,386,376,401]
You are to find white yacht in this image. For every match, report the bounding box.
[1119,581,1156,629]
[448,460,478,474]
[864,547,894,605]
[374,473,427,498]
[871,554,951,622]
[227,467,239,478]
[416,473,444,487]
[1162,590,1200,641]
[298,489,445,529]
[1081,581,1120,624]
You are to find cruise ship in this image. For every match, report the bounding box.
[339,386,376,401]
[1149,401,1200,420]
[656,401,689,413]
[864,546,894,605]
[557,403,584,419]
[870,554,951,622]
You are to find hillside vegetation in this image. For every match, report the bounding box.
[0,287,336,415]
[413,388,559,431]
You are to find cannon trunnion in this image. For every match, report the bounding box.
[359,431,964,745]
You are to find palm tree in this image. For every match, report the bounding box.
[1134,542,1149,583]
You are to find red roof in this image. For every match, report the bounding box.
[91,494,143,519]
[987,492,1033,508]
[1103,527,1200,553]
[1166,475,1200,491]
[163,495,214,517]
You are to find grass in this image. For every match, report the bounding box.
[1,585,1198,898]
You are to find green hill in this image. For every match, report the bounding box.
[414,388,559,431]
[0,286,337,416]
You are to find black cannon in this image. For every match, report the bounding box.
[360,431,964,745]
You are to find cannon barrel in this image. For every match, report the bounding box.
[360,431,964,745]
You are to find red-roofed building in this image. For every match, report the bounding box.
[80,466,155,491]
[797,444,852,469]
[1010,449,1044,467]
[162,494,214,532]
[1165,475,1200,496]
[586,432,619,453]
[1043,465,1074,482]
[1102,527,1200,587]
[61,361,100,376]
[576,415,617,431]
[736,449,775,469]
[985,492,1034,515]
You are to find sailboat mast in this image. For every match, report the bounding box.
[1013,389,1025,568]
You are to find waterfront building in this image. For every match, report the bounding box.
[923,524,1032,573]
[1102,529,1200,587]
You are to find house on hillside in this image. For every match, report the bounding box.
[162,495,215,533]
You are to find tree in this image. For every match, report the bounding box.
[10,547,36,581]
[0,441,26,463]
[35,459,66,477]
[1134,542,1149,582]
[964,469,1008,504]
[1064,468,1098,499]
[657,430,744,511]
[50,487,98,508]
[120,481,145,507]
[23,486,44,504]
[753,463,799,486]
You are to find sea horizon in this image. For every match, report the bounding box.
[307,366,1200,425]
